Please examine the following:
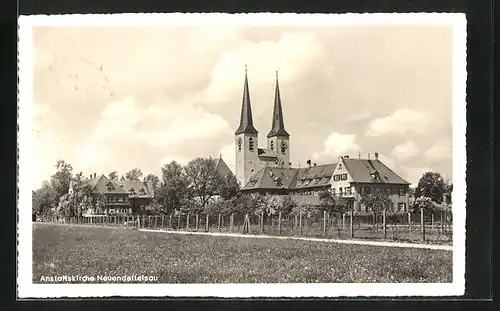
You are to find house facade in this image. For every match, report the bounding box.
[235,68,410,213]
[70,174,154,215]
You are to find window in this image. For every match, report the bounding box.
[346,187,352,195]
[398,203,406,212]
[364,186,371,194]
[280,141,287,154]
[386,188,391,194]
[338,163,342,170]
[270,140,274,150]
[342,173,347,180]
[249,137,254,151]
[331,188,336,195]
[399,188,405,196]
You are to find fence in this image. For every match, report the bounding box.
[40,209,453,244]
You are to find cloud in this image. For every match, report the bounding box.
[365,109,431,137]
[400,165,433,186]
[313,132,359,163]
[159,155,191,167]
[390,140,419,161]
[347,110,371,122]
[424,141,452,162]
[75,142,113,172]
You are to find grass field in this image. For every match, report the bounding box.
[33,223,453,283]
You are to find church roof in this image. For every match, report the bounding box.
[235,67,258,135]
[267,71,290,138]
[258,148,278,158]
[210,157,234,177]
[343,158,410,185]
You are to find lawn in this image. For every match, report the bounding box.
[33,223,453,283]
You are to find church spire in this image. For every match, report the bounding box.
[267,70,289,138]
[235,65,258,135]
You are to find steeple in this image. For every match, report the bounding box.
[267,70,289,138]
[235,65,258,135]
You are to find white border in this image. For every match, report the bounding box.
[17,13,467,298]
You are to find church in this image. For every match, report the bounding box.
[233,67,411,213]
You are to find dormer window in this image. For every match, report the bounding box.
[249,137,254,151]
[105,182,114,192]
[129,188,136,195]
[139,188,146,195]
[338,163,342,170]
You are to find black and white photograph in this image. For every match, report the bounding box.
[17,13,466,298]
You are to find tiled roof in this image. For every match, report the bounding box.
[86,175,129,195]
[241,158,409,190]
[258,148,277,158]
[117,180,154,198]
[292,164,337,189]
[211,157,234,177]
[343,158,410,185]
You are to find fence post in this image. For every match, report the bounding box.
[230,213,234,231]
[383,209,387,239]
[187,214,191,230]
[294,214,298,230]
[350,210,354,238]
[169,214,173,228]
[431,213,435,229]
[177,214,181,230]
[441,212,444,234]
[90,216,93,225]
[278,212,282,235]
[323,211,327,237]
[154,215,158,229]
[196,214,199,231]
[221,215,224,231]
[206,214,209,232]
[218,214,221,231]
[299,211,303,235]
[161,214,164,229]
[137,216,141,229]
[342,213,346,230]
[260,211,264,234]
[408,212,412,234]
[421,208,426,241]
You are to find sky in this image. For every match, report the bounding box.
[31,23,453,190]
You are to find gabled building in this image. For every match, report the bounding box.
[235,67,410,213]
[70,174,154,215]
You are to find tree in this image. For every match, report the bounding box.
[415,172,446,204]
[144,173,160,191]
[360,190,394,214]
[124,168,143,181]
[218,173,241,200]
[155,161,190,214]
[319,190,350,215]
[55,173,94,218]
[50,160,73,201]
[184,157,224,211]
[32,181,56,218]
[411,196,434,213]
[108,171,119,181]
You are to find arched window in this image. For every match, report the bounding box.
[249,137,254,151]
[237,138,242,152]
[280,141,287,154]
[270,140,274,150]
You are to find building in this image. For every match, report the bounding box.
[69,174,154,215]
[234,68,410,213]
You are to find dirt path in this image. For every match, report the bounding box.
[139,228,453,251]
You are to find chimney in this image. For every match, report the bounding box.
[374,152,379,160]
[94,173,97,178]
[89,174,92,179]
[368,153,371,160]
[344,155,349,159]
[307,159,311,168]
[313,163,317,167]
[289,162,292,167]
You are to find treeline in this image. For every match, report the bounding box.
[32,158,453,220]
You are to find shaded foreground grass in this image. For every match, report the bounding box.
[33,223,452,283]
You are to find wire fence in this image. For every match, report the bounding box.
[39,209,453,244]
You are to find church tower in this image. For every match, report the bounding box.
[235,66,259,186]
[267,70,290,169]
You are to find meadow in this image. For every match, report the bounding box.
[33,223,453,283]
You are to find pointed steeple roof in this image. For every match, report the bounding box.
[267,70,289,138]
[235,65,258,135]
